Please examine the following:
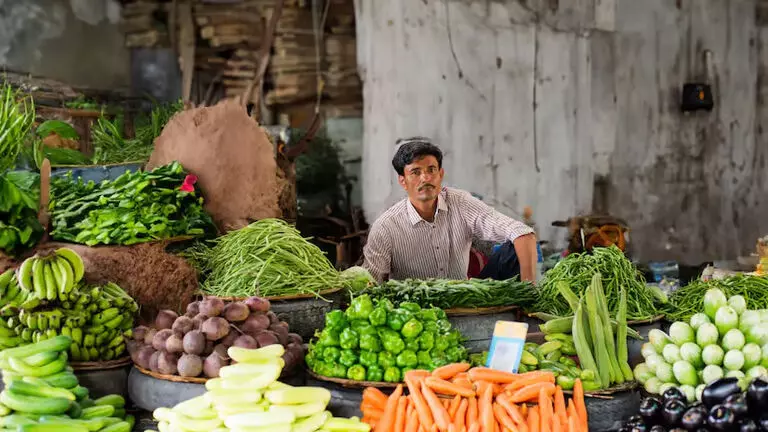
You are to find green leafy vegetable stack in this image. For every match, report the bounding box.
[305,294,468,383]
[49,161,214,246]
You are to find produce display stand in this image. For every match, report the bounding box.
[50,161,144,183]
[193,287,345,341]
[446,305,518,353]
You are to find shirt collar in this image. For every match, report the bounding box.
[406,189,449,225]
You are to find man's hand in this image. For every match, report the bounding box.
[513,233,538,283]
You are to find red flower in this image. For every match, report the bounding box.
[180,174,198,192]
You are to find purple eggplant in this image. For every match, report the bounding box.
[640,398,664,426]
[739,419,758,432]
[680,405,707,431]
[664,387,688,403]
[707,404,737,432]
[723,393,748,418]
[663,399,688,428]
[747,379,768,417]
[702,379,742,409]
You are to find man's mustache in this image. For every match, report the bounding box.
[418,184,435,191]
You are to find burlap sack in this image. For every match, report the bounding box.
[147,99,280,231]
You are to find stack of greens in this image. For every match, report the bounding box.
[305,295,468,382]
[0,83,35,172]
[666,275,768,322]
[0,171,42,256]
[188,219,342,298]
[535,246,666,321]
[49,161,214,246]
[0,83,41,255]
[361,277,537,310]
[91,100,183,164]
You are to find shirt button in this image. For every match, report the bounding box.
[436,246,440,250]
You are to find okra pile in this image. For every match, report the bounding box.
[0,248,137,362]
[539,274,635,390]
[49,161,214,246]
[0,336,135,431]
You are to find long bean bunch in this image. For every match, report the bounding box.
[363,278,537,310]
[535,246,661,320]
[193,219,342,297]
[667,274,768,321]
[0,83,35,171]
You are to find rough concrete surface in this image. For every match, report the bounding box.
[356,0,768,264]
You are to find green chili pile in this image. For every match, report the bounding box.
[361,278,537,310]
[189,218,342,298]
[535,246,663,320]
[49,161,214,245]
[666,274,768,322]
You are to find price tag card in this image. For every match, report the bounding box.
[486,321,529,373]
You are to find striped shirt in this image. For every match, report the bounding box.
[363,187,535,282]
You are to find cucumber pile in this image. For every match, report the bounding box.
[0,335,135,432]
[151,344,370,432]
[0,248,138,362]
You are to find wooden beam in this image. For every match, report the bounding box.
[240,0,286,116]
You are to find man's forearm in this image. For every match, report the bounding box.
[513,233,538,283]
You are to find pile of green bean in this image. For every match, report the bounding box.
[535,246,662,321]
[667,274,768,321]
[362,278,537,310]
[188,218,342,297]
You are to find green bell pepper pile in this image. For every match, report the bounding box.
[49,161,215,246]
[306,294,469,382]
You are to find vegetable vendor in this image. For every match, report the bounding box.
[363,137,538,283]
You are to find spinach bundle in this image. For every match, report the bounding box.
[49,161,214,246]
[0,171,43,255]
[361,278,537,310]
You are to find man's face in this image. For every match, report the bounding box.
[398,155,444,202]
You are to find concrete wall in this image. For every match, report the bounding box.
[0,0,129,90]
[355,0,768,264]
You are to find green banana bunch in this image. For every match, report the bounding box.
[17,248,84,302]
[0,272,39,311]
[3,247,137,362]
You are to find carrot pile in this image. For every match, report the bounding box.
[360,363,588,432]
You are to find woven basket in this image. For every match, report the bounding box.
[70,356,132,371]
[306,369,398,390]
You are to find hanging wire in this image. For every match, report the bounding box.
[311,0,331,113]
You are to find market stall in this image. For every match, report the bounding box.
[7,79,768,432]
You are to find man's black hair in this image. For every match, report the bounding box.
[392,137,443,176]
